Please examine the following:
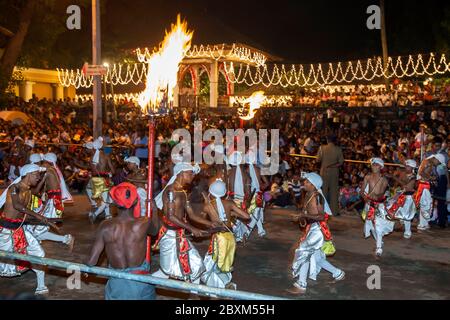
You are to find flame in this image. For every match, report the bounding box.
[239,91,265,120]
[138,15,193,112]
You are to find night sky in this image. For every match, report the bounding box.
[54,0,450,66]
[37,0,450,67]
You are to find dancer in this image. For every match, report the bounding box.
[415,154,446,231]
[385,159,417,239]
[200,179,250,289]
[0,164,60,295]
[86,182,160,300]
[245,152,269,238]
[361,158,394,257]
[152,162,219,284]
[124,156,147,217]
[26,153,74,250]
[226,151,251,243]
[84,137,115,223]
[288,173,345,295]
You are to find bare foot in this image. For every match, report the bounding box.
[286,286,306,295]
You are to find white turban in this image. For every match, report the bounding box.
[125,156,140,167]
[43,153,57,164]
[0,164,46,209]
[370,158,385,168]
[427,154,446,166]
[304,172,332,216]
[405,159,417,169]
[25,139,35,149]
[171,153,184,164]
[227,151,244,199]
[84,137,103,164]
[44,153,73,202]
[154,162,200,210]
[29,153,44,164]
[245,152,260,192]
[209,179,227,222]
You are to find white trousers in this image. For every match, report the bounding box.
[0,227,46,292]
[246,207,266,237]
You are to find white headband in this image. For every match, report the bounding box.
[125,156,140,167]
[370,158,385,168]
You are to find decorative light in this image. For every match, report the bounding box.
[224,53,450,88]
[232,94,292,108]
[57,53,450,89]
[137,43,267,67]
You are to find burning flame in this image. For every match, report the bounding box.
[239,91,265,120]
[138,15,193,113]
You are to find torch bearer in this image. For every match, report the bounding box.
[136,15,193,264]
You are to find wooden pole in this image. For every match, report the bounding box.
[146,117,155,263]
[380,0,390,90]
[92,0,102,138]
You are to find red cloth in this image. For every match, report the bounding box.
[365,195,386,221]
[109,182,141,218]
[387,193,407,218]
[47,189,64,212]
[319,214,332,241]
[153,226,192,276]
[0,215,30,272]
[414,181,430,207]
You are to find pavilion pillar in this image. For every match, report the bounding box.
[209,61,218,108]
[192,65,200,96]
[173,83,180,107]
[52,83,64,101]
[19,81,35,102]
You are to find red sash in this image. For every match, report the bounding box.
[387,193,407,219]
[365,195,386,221]
[0,215,30,272]
[47,189,64,212]
[319,214,332,241]
[153,225,192,278]
[256,191,264,208]
[414,181,430,207]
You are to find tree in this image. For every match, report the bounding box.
[0,0,37,97]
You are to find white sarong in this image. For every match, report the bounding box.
[153,229,204,282]
[0,225,45,277]
[292,223,324,282]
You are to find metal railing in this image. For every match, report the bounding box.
[0,251,287,300]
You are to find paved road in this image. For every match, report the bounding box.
[0,194,449,300]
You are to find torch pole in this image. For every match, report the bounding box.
[146,116,156,263]
[240,119,244,129]
[420,125,425,162]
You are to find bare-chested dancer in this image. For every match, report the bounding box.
[361,158,394,257]
[415,154,446,231]
[152,162,221,284]
[200,179,250,289]
[385,159,417,239]
[0,164,61,295]
[83,137,115,223]
[124,156,147,217]
[86,182,160,300]
[244,151,269,238]
[288,172,344,295]
[226,151,251,243]
[26,154,74,249]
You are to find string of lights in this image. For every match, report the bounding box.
[138,43,267,67]
[57,53,450,89]
[224,53,450,88]
[230,95,293,107]
[57,63,149,89]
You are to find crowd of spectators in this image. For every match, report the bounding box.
[0,92,448,225]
